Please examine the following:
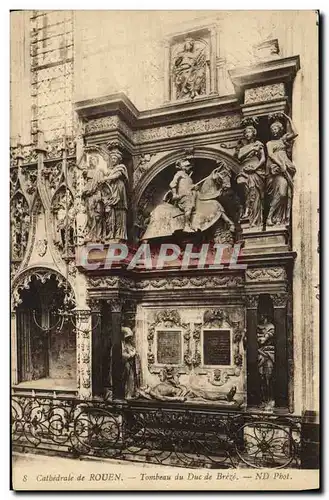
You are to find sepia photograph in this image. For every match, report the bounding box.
[9,9,320,491]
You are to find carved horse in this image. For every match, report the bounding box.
[142,162,235,240]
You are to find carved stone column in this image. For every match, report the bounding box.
[246,294,260,407]
[76,310,93,400]
[108,298,124,400]
[271,292,289,409]
[164,40,170,102]
[36,130,47,172]
[209,27,217,95]
[11,309,18,385]
[216,57,230,96]
[88,299,103,397]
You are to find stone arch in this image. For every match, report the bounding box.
[12,266,78,385]
[134,146,240,206]
[11,266,76,311]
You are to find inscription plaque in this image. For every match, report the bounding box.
[203,329,231,366]
[156,330,182,365]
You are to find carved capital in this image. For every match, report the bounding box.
[270,293,288,308]
[107,297,124,313]
[245,295,259,309]
[86,298,102,313]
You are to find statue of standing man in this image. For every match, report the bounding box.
[81,146,128,243]
[121,327,140,399]
[103,148,129,241]
[257,314,275,409]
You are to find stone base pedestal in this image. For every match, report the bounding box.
[241,224,289,254]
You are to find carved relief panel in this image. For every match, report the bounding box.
[137,305,246,407]
[166,27,218,102]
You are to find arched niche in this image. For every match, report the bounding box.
[12,269,77,389]
[12,267,76,311]
[256,293,275,410]
[134,146,240,206]
[135,149,242,239]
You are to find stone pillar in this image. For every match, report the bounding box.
[164,41,170,102]
[77,310,93,400]
[290,13,319,418]
[11,309,18,385]
[246,295,260,407]
[271,292,289,409]
[88,299,103,397]
[209,27,217,95]
[108,298,124,400]
[216,57,231,96]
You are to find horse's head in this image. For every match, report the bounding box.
[212,160,231,190]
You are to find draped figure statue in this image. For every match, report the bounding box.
[266,113,298,227]
[81,147,128,242]
[235,121,266,227]
[257,314,275,409]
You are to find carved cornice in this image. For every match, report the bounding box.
[87,274,244,291]
[83,113,242,148]
[136,275,244,290]
[229,56,300,95]
[88,276,135,290]
[244,83,286,105]
[246,267,287,282]
[75,92,140,126]
[134,114,241,144]
[75,92,240,132]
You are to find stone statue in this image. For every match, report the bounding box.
[235,119,266,227]
[266,112,298,226]
[173,37,207,100]
[138,366,189,402]
[187,370,237,403]
[11,194,30,260]
[121,327,140,399]
[142,158,235,240]
[189,384,237,403]
[52,193,76,251]
[168,158,197,232]
[257,314,275,409]
[104,148,128,240]
[81,147,128,242]
[81,151,107,242]
[197,162,235,233]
